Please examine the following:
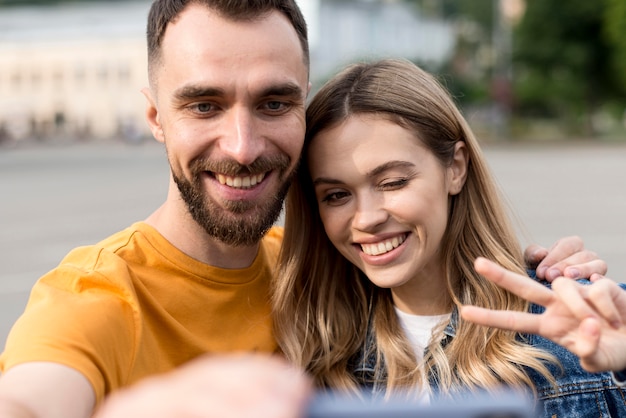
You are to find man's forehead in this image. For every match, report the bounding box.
[161,5,304,60]
[156,6,308,95]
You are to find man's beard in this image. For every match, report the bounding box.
[172,155,292,247]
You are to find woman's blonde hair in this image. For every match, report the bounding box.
[273,58,555,398]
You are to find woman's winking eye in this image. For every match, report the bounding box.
[378,177,409,190]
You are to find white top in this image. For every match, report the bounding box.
[393,308,451,404]
[394,307,451,361]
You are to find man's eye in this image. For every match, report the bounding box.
[265,101,287,111]
[195,103,213,113]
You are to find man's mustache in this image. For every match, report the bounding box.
[190,155,291,177]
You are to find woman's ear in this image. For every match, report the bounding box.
[448,141,469,195]
[141,87,165,143]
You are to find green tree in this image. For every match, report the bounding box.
[407,0,494,32]
[513,0,620,136]
[605,0,626,93]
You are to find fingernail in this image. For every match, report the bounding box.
[565,268,580,279]
[590,273,604,282]
[547,268,561,280]
[537,266,548,278]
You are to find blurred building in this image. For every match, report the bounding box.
[308,0,454,87]
[0,1,151,143]
[0,0,453,143]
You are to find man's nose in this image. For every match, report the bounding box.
[220,107,266,165]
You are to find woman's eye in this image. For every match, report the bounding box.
[321,191,350,205]
[380,178,408,190]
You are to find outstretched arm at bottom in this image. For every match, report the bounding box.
[95,354,312,418]
[0,362,95,418]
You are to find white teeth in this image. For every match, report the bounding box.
[361,235,406,256]
[217,173,265,189]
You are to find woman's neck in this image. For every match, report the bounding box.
[391,267,453,315]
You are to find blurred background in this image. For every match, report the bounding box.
[1,0,625,347]
[2,0,626,143]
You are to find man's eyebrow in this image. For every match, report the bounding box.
[173,85,224,101]
[172,83,303,102]
[258,83,304,98]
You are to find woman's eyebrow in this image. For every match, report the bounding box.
[312,161,414,187]
[366,161,414,177]
[312,177,342,187]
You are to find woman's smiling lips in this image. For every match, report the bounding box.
[356,233,408,256]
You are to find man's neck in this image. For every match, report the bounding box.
[145,202,261,269]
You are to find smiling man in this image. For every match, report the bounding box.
[0,1,309,417]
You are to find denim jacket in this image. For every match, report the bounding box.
[350,276,626,417]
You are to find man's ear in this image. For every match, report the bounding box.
[448,141,469,195]
[141,87,165,143]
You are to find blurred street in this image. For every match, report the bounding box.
[1,140,625,348]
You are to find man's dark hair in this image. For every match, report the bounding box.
[146,0,309,85]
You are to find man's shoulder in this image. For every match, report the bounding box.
[91,221,155,251]
[49,222,157,285]
[62,221,139,254]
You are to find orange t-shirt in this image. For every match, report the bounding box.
[0,222,281,404]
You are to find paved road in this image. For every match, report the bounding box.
[1,140,625,349]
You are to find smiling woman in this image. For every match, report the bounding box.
[308,115,466,304]
[271,58,626,418]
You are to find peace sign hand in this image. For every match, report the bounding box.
[460,257,626,374]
